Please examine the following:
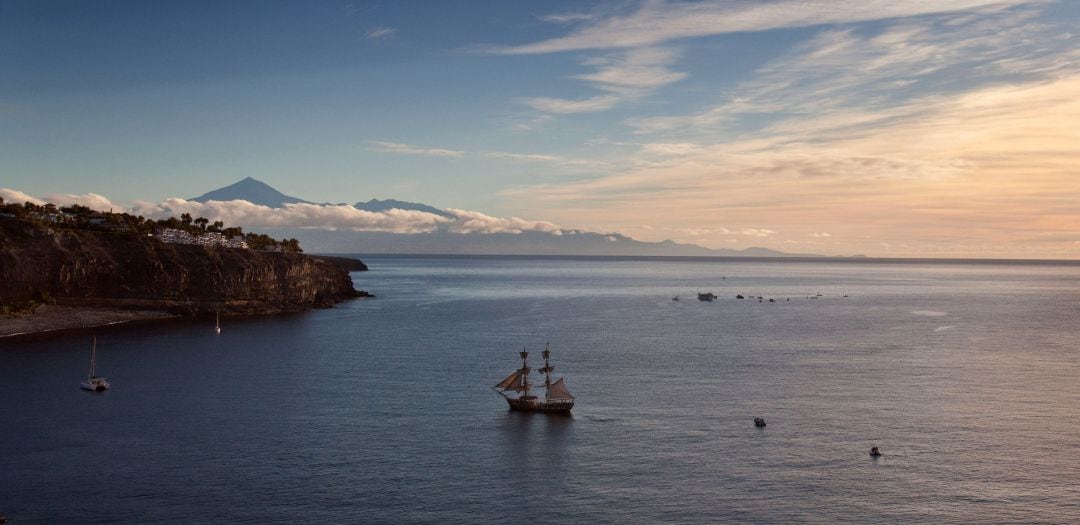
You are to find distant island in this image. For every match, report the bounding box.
[194,177,824,257]
[0,197,369,337]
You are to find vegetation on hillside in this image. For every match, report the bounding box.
[0,197,303,252]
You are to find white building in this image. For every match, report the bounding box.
[154,228,249,249]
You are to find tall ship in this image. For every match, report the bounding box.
[493,344,574,414]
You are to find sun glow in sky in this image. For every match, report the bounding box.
[2,0,1079,257]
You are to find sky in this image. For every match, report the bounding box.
[2,0,1079,258]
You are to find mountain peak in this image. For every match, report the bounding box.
[191,178,310,208]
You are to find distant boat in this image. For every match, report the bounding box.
[698,292,717,301]
[215,311,222,335]
[80,337,111,392]
[493,343,574,414]
[870,446,883,457]
[672,295,680,301]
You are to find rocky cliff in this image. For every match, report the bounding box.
[0,218,366,316]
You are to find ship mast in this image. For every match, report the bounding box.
[539,342,554,392]
[89,337,96,379]
[519,347,531,398]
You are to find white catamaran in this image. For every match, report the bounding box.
[493,344,574,414]
[80,337,111,392]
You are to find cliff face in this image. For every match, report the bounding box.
[0,219,365,315]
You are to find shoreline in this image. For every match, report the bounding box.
[0,294,372,340]
[0,305,179,339]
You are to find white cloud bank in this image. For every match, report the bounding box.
[445,208,563,235]
[133,199,453,234]
[1,188,119,210]
[2,189,568,237]
[0,188,44,205]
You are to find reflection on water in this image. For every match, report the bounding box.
[3,256,1080,523]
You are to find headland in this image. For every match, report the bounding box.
[0,204,369,338]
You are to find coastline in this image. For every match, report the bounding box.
[0,304,178,339]
[1,218,371,339]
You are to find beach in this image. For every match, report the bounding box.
[0,304,176,338]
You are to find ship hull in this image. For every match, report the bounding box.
[505,396,573,415]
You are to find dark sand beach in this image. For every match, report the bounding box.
[0,305,175,338]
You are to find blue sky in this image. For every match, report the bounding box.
[3,1,1079,256]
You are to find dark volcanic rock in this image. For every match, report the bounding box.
[309,255,368,272]
[0,218,366,316]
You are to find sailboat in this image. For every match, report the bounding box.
[80,337,111,391]
[493,343,574,414]
[215,311,222,335]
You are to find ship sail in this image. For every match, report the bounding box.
[545,377,574,401]
[495,371,522,391]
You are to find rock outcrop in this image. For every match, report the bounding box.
[0,218,366,316]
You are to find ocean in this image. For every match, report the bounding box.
[2,255,1079,523]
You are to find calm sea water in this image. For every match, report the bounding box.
[2,255,1080,524]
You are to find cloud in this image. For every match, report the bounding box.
[5,189,570,238]
[497,0,1035,54]
[639,142,702,156]
[626,7,1067,135]
[501,1,1045,119]
[482,152,563,162]
[369,141,466,158]
[444,208,563,235]
[133,199,452,234]
[0,188,45,205]
[576,47,686,92]
[0,189,120,210]
[42,192,119,211]
[502,72,1080,257]
[487,2,1079,257]
[365,27,397,40]
[519,46,685,114]
[134,199,567,236]
[370,140,599,169]
[740,228,776,238]
[538,12,597,24]
[519,94,621,114]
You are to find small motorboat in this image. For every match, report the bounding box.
[672,295,680,301]
[754,417,767,428]
[698,292,717,302]
[870,446,883,457]
[736,294,744,299]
